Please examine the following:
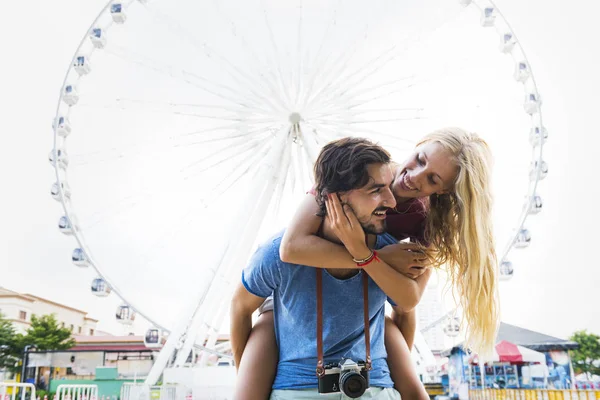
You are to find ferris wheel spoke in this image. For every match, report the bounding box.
[142,7,282,111]
[181,136,273,180]
[207,0,296,111]
[103,48,272,114]
[309,119,418,146]
[174,120,278,139]
[300,5,380,110]
[212,142,274,200]
[306,46,401,111]
[113,99,269,120]
[317,76,417,112]
[260,9,295,110]
[173,124,281,148]
[309,107,423,120]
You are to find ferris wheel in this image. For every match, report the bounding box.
[50,0,547,383]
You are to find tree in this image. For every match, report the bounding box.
[0,312,18,370]
[18,314,75,351]
[570,330,600,380]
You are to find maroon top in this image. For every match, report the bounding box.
[385,198,428,244]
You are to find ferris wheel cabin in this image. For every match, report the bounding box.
[89,28,106,49]
[91,278,111,297]
[51,181,71,201]
[72,248,90,267]
[110,3,126,24]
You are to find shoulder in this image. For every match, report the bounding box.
[251,231,285,264]
[375,233,398,248]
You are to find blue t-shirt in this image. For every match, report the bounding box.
[242,231,398,390]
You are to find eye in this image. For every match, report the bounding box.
[416,154,425,165]
[371,188,381,194]
[428,176,437,185]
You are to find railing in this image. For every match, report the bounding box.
[469,389,600,400]
[56,384,98,400]
[0,383,36,400]
[121,384,184,400]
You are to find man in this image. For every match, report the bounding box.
[231,138,428,399]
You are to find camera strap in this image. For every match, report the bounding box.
[315,241,372,377]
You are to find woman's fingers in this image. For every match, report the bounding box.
[330,194,349,225]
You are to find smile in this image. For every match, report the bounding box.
[373,210,387,218]
[401,172,417,191]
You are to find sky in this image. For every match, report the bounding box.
[1,0,599,345]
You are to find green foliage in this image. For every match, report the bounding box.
[0,313,75,373]
[0,312,19,369]
[570,330,600,378]
[20,314,75,351]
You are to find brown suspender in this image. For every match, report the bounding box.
[315,268,372,377]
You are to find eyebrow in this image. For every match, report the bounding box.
[364,182,386,191]
[422,152,443,184]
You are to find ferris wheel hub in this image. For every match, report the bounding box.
[288,112,302,124]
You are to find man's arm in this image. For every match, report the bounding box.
[230,282,267,369]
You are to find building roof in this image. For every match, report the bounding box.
[73,335,145,344]
[0,286,98,322]
[70,335,159,352]
[497,323,579,351]
[442,322,579,356]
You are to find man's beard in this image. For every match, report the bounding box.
[361,219,387,235]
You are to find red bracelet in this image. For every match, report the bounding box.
[356,251,380,267]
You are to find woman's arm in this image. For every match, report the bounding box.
[326,195,429,310]
[279,194,357,269]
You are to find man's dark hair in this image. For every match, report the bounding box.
[313,137,391,216]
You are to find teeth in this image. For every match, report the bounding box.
[404,174,416,190]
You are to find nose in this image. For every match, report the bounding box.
[409,168,426,190]
[382,187,397,209]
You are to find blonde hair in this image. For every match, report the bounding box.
[419,127,499,356]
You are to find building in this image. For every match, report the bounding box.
[443,322,580,397]
[0,287,98,335]
[417,280,446,351]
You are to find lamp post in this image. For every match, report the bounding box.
[20,345,36,400]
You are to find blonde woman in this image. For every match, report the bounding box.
[233,128,499,400]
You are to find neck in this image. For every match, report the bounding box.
[395,196,411,204]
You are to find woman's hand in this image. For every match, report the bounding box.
[325,194,371,260]
[378,243,431,279]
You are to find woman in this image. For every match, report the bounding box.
[234,127,499,399]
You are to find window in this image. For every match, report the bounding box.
[19,311,27,320]
[78,326,82,334]
[70,324,74,331]
[89,329,94,336]
[61,322,65,328]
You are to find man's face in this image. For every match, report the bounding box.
[339,163,397,234]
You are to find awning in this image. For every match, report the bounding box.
[471,340,546,364]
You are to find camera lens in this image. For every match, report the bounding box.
[340,371,367,398]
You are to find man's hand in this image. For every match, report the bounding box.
[378,242,431,279]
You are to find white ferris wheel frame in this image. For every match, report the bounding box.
[50,0,547,383]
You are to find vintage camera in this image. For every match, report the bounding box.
[317,358,370,398]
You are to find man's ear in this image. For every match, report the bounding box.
[337,191,350,204]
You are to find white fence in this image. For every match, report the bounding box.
[0,383,36,400]
[120,384,184,400]
[56,385,98,400]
